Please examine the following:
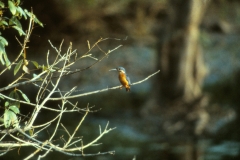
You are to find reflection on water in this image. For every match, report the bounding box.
[75,117,240,160]
[206,141,240,160]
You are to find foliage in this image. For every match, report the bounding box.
[0,0,119,159]
[0,0,42,69]
[0,1,159,159]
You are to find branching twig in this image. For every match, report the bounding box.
[0,19,154,159]
[37,146,53,160]
[0,40,122,93]
[0,148,10,156]
[63,105,89,148]
[0,14,35,75]
[49,70,160,100]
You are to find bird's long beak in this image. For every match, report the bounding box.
[109,68,117,71]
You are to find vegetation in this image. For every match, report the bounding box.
[0,0,42,69]
[0,1,117,159]
[0,1,159,159]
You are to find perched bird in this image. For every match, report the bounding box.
[109,67,131,92]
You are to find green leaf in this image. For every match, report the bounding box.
[9,90,20,107]
[9,105,20,114]
[16,6,27,19]
[4,109,18,128]
[0,118,4,123]
[12,25,25,36]
[3,52,11,69]
[9,90,20,99]
[0,42,6,65]
[0,1,5,8]
[16,0,20,5]
[24,9,43,27]
[33,73,43,81]
[31,61,39,68]
[9,16,22,29]
[14,59,23,75]
[29,129,34,136]
[0,20,8,26]
[0,36,8,46]
[33,16,43,27]
[5,101,9,107]
[8,1,17,15]
[24,9,31,17]
[16,89,30,103]
[21,92,30,103]
[4,110,11,128]
[41,64,48,71]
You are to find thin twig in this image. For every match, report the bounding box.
[49,70,160,100]
[0,14,34,75]
[37,146,53,160]
[80,122,116,150]
[63,105,89,148]
[0,43,121,93]
[49,105,66,141]
[61,123,71,137]
[0,148,10,156]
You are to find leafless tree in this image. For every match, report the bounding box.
[0,16,159,159]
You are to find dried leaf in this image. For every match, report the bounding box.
[22,65,30,74]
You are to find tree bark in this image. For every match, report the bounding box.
[158,0,208,102]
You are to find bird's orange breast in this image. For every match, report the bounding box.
[118,72,130,91]
[118,72,129,85]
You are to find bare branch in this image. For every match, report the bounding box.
[0,29,135,159]
[61,123,71,138]
[80,122,116,151]
[37,146,53,160]
[63,105,89,148]
[49,103,66,141]
[49,70,160,100]
[0,40,122,93]
[0,148,10,156]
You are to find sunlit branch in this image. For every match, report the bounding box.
[49,70,160,101]
[63,105,89,148]
[0,16,132,159]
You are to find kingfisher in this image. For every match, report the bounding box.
[109,67,131,92]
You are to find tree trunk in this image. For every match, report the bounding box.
[158,0,208,102]
[141,0,210,138]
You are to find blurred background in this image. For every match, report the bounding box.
[1,0,240,159]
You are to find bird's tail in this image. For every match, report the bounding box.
[126,86,130,92]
